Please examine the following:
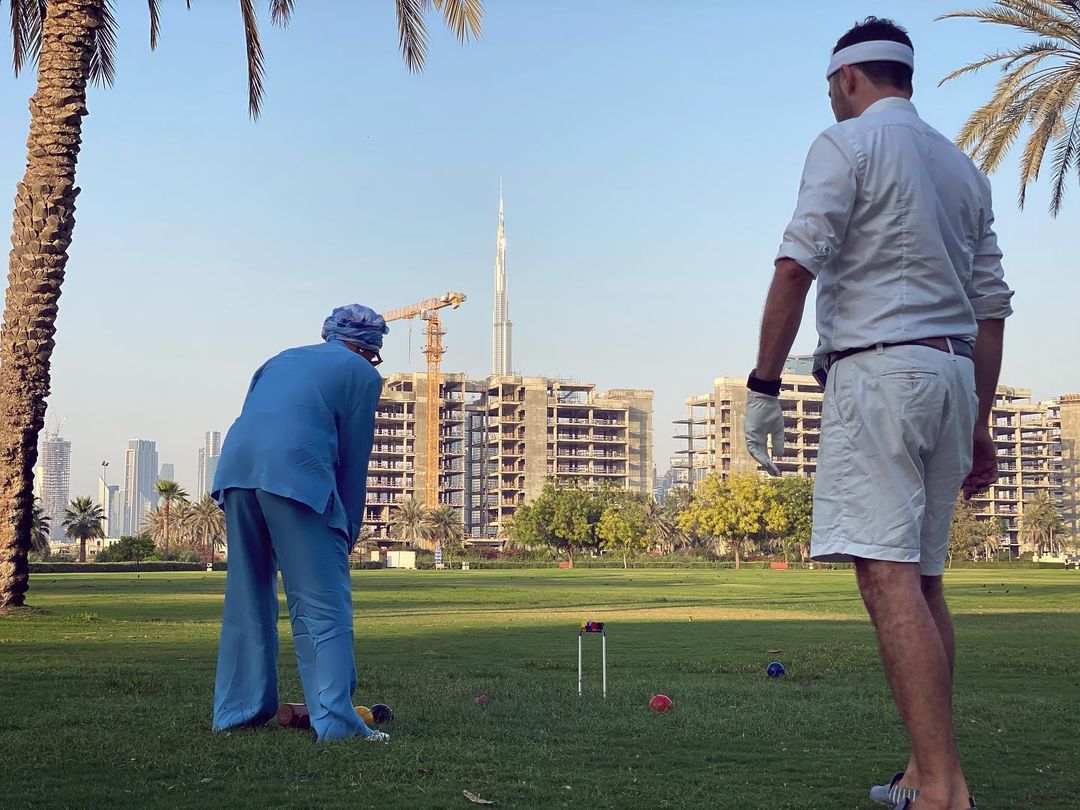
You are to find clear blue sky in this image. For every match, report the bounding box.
[2,1,1077,498]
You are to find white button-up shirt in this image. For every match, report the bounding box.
[777,97,1014,360]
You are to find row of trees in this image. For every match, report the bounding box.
[509,473,1071,568]
[29,480,225,563]
[507,476,814,569]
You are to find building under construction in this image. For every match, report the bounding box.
[363,374,653,540]
[468,377,653,539]
[674,361,1080,555]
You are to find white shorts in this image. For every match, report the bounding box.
[811,344,978,576]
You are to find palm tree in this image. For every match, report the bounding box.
[30,499,51,560]
[1020,490,1066,555]
[153,481,188,561]
[0,2,482,608]
[140,508,166,556]
[62,496,104,563]
[390,497,431,548]
[939,1,1080,216]
[186,495,227,563]
[642,497,683,554]
[425,504,464,562]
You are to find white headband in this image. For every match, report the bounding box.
[826,40,914,79]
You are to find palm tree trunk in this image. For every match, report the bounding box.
[79,536,86,564]
[0,1,99,608]
[162,501,170,561]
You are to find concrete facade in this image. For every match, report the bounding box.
[674,358,821,485]
[364,373,472,538]
[364,374,653,540]
[675,365,1080,554]
[1060,394,1080,548]
[473,377,653,538]
[970,388,1065,552]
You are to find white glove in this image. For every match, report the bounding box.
[744,391,785,476]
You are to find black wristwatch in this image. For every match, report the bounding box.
[747,369,782,398]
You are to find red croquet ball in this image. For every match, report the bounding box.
[649,694,673,712]
[475,692,488,706]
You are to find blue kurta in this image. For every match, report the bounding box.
[213,341,382,544]
[211,342,383,741]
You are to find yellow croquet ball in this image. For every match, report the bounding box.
[355,705,375,726]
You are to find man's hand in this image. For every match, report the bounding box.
[963,427,999,499]
[744,392,785,476]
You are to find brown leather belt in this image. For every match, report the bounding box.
[824,337,973,372]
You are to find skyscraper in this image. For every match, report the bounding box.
[492,187,512,376]
[160,463,175,483]
[97,477,120,538]
[196,430,222,495]
[38,431,71,540]
[124,440,159,536]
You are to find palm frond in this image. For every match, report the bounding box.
[956,57,1042,151]
[270,0,294,27]
[88,0,118,88]
[432,0,482,43]
[940,40,1067,84]
[1019,110,1060,206]
[1049,103,1080,213]
[397,0,428,73]
[240,0,265,119]
[940,4,1080,47]
[148,0,161,49]
[10,0,45,76]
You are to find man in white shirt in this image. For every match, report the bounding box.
[744,17,1013,810]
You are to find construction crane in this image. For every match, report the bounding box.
[383,291,467,509]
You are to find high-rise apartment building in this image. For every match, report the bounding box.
[1060,394,1080,546]
[97,477,120,537]
[473,377,653,538]
[363,374,653,540]
[124,440,159,536]
[674,358,821,486]
[675,362,1080,554]
[971,387,1065,552]
[364,373,472,538]
[37,432,71,540]
[196,431,223,496]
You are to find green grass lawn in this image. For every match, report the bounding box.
[2,568,1078,809]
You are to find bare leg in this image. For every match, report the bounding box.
[900,576,955,787]
[855,559,969,809]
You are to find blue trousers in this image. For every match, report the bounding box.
[212,488,370,741]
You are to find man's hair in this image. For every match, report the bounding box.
[833,17,913,93]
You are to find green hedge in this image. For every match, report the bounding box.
[29,559,1067,574]
[30,561,214,574]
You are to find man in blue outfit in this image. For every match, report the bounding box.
[211,304,388,742]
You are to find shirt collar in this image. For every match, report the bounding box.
[862,96,917,117]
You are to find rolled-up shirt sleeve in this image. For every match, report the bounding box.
[776,129,858,277]
[965,198,1014,320]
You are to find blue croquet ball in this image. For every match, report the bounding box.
[371,703,394,724]
[767,661,786,678]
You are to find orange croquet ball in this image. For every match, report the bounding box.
[355,705,375,726]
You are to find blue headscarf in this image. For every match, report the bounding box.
[321,304,389,352]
